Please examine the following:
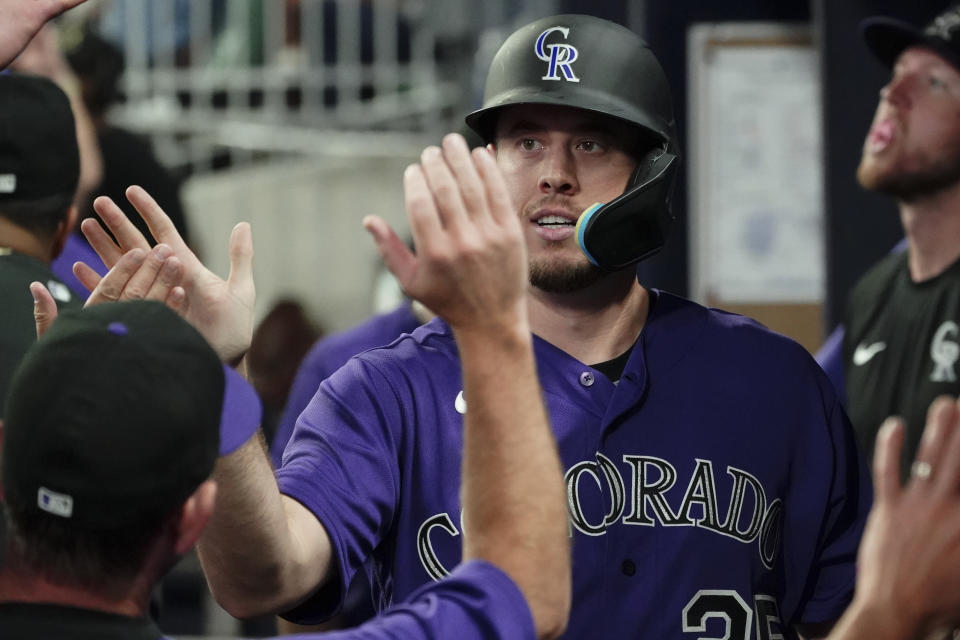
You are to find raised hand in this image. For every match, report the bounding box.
[0,0,89,69]
[32,243,185,338]
[79,185,255,362]
[841,397,960,639]
[364,133,527,335]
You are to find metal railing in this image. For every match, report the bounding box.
[78,0,471,174]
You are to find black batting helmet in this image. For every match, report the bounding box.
[465,14,680,271]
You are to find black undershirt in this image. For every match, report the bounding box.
[0,602,164,640]
[590,343,635,383]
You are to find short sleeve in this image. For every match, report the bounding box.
[275,356,405,622]
[291,560,535,640]
[795,395,872,624]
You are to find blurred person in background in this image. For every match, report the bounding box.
[0,74,83,419]
[8,24,103,219]
[249,298,322,447]
[48,26,192,300]
[9,22,105,302]
[63,27,191,243]
[843,3,960,479]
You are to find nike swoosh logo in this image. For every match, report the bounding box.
[853,341,887,366]
[455,390,467,414]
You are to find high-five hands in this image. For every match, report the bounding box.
[62,186,255,362]
[363,133,527,335]
[32,244,186,338]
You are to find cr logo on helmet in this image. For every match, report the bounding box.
[535,27,580,82]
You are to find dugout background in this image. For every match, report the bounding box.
[35,1,960,637]
[633,0,946,340]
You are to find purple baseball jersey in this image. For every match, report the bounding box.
[160,562,529,640]
[295,561,532,640]
[814,325,846,405]
[276,290,871,639]
[270,303,421,467]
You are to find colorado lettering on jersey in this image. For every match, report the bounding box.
[417,454,783,580]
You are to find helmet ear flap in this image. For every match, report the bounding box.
[576,150,680,271]
[628,137,669,190]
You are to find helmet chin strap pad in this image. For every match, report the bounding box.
[575,150,679,271]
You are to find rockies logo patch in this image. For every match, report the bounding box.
[535,26,580,82]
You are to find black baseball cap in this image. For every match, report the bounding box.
[861,4,960,71]
[2,301,261,531]
[0,73,81,201]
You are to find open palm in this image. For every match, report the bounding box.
[79,185,255,362]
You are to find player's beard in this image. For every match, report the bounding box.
[529,252,608,293]
[858,142,960,202]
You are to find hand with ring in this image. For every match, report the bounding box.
[911,460,932,480]
[827,396,960,640]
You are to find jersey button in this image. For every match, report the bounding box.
[621,559,636,576]
[579,371,595,387]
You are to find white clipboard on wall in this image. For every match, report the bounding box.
[688,22,823,304]
[687,22,825,350]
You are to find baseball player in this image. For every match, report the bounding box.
[0,74,83,419]
[841,4,960,479]
[79,15,870,640]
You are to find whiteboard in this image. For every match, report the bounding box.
[687,23,824,304]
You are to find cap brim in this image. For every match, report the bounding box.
[219,364,262,455]
[861,16,960,71]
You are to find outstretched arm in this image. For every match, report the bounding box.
[207,134,571,634]
[365,133,570,639]
[74,186,333,618]
[827,397,960,640]
[0,0,88,68]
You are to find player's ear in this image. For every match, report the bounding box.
[50,204,79,261]
[174,479,217,554]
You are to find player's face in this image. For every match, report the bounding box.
[494,104,640,293]
[858,47,960,200]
